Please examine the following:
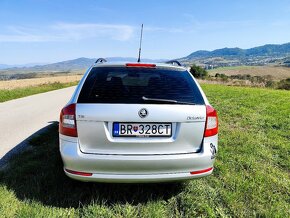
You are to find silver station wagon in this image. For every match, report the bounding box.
[59,59,218,183]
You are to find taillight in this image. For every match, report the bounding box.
[59,103,78,137]
[204,105,218,137]
[126,63,156,68]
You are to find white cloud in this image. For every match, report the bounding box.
[0,23,135,42]
[144,26,184,33]
[52,23,134,41]
[181,14,261,31]
[0,22,191,43]
[270,21,290,27]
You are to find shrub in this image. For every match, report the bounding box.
[265,80,276,88]
[250,76,265,84]
[190,64,208,78]
[277,78,290,90]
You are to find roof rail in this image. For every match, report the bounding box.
[165,60,182,66]
[95,58,107,64]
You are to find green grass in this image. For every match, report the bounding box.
[0,81,78,102]
[0,84,289,217]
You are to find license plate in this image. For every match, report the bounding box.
[113,122,172,137]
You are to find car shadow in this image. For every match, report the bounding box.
[0,123,185,208]
[0,121,58,169]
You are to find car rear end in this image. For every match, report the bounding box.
[59,62,218,183]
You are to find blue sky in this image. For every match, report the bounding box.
[1,0,290,64]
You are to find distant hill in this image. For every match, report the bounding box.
[0,64,11,70]
[2,57,167,72]
[179,42,290,67]
[185,42,290,59]
[2,58,95,72]
[2,42,290,72]
[106,57,167,63]
[0,62,49,70]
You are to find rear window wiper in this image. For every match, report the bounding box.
[142,96,195,105]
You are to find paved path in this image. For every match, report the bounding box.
[0,86,76,159]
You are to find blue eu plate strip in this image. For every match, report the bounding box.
[113,123,119,136]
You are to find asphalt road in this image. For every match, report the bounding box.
[0,86,76,159]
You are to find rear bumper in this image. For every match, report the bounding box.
[59,134,218,183]
[64,168,213,183]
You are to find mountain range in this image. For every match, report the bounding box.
[0,57,167,72]
[1,42,290,71]
[0,62,49,70]
[183,42,290,60]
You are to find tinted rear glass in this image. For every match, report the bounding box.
[77,67,204,104]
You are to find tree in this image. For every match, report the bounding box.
[189,64,208,78]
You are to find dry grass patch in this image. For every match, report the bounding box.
[0,75,82,90]
[209,66,290,80]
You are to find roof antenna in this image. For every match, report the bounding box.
[137,24,144,63]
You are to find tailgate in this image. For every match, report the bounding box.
[76,104,206,155]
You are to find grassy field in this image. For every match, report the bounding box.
[0,84,289,217]
[209,66,290,80]
[0,81,78,102]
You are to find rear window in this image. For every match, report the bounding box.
[77,67,205,104]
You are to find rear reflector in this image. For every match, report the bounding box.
[204,105,218,137]
[59,103,78,137]
[126,63,156,68]
[65,169,92,176]
[190,167,213,175]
